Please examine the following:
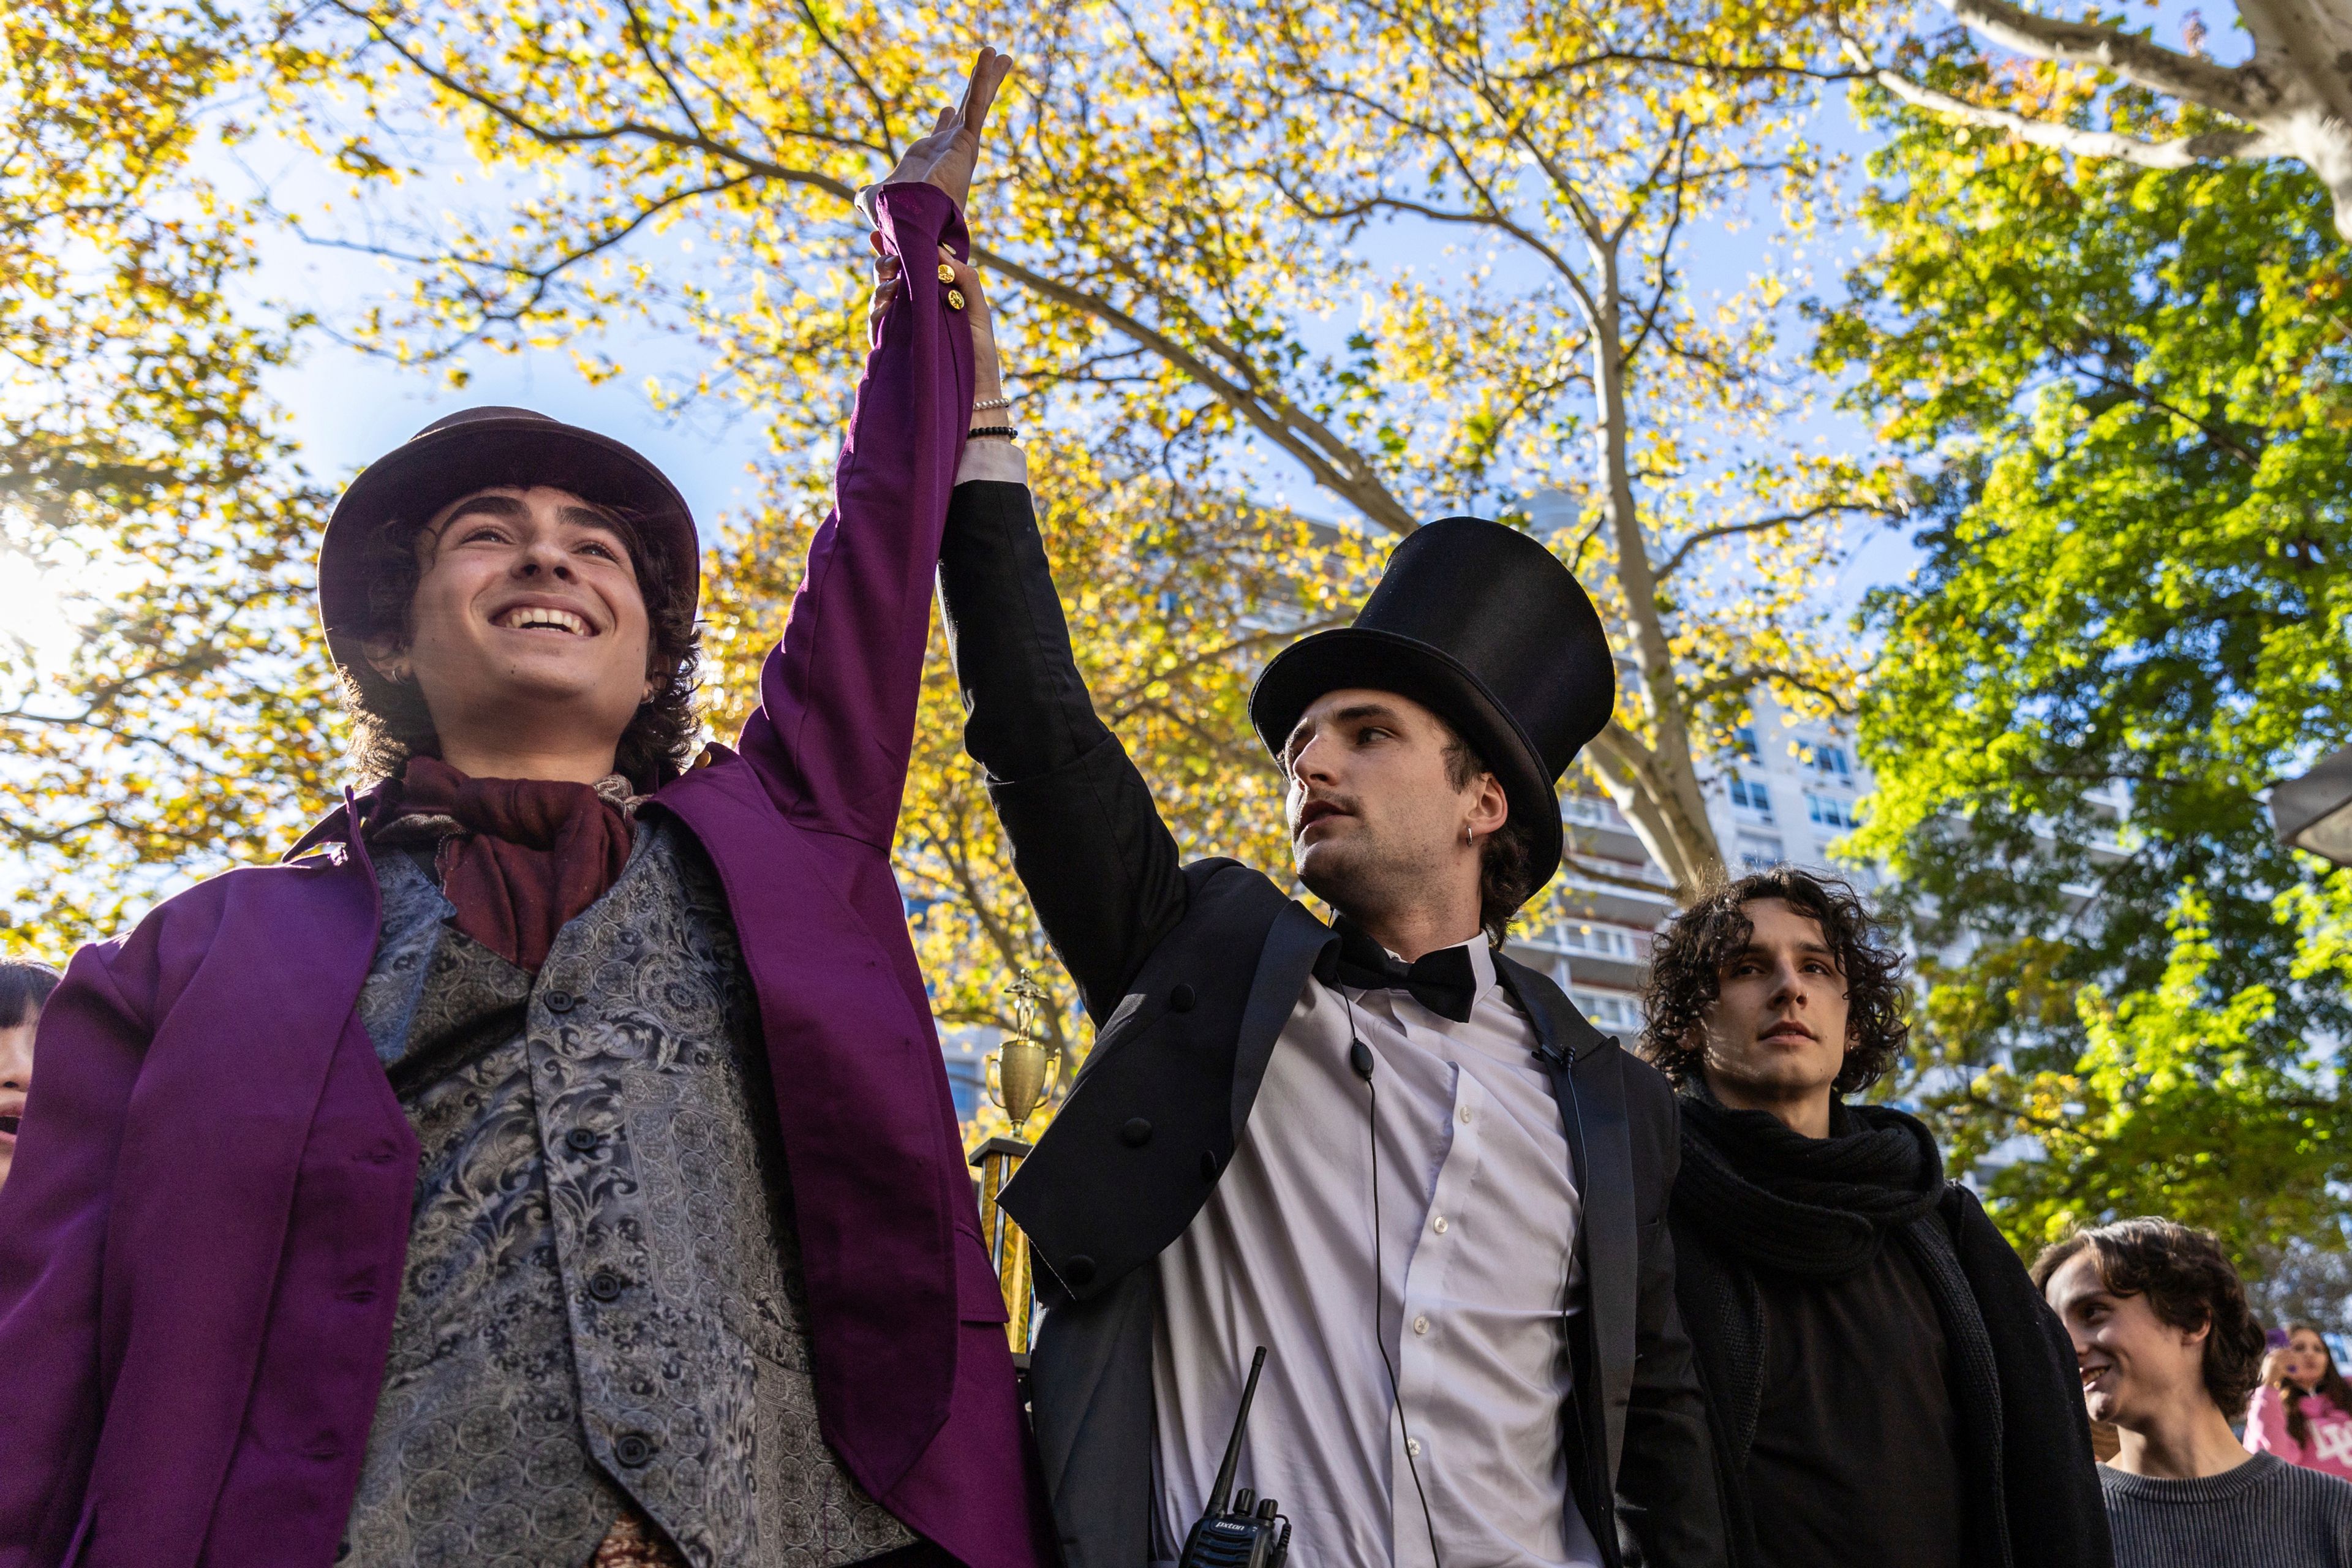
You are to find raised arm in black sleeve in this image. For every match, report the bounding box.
[936,480,1189,1022]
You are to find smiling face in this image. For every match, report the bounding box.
[2284,1328,2333,1392]
[1282,687,1505,943]
[369,485,656,772]
[2045,1250,2217,1431]
[1694,897,1851,1121]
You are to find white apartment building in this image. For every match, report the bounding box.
[1504,687,1872,1041]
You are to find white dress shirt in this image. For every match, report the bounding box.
[1149,937,1602,1568]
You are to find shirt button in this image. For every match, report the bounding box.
[1431,1216,1448,1234]
[1460,1105,1473,1124]
[1406,1438,1423,1458]
[1412,1314,1430,1335]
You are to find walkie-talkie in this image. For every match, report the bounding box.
[1178,1346,1292,1568]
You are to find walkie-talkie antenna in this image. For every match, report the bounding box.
[1205,1346,1268,1517]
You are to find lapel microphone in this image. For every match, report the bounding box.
[1178,1346,1291,1568]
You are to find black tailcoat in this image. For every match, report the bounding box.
[939,481,1727,1568]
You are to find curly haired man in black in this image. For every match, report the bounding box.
[1640,868,2113,1568]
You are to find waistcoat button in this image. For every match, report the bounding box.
[545,991,576,1013]
[615,1431,657,1467]
[565,1127,601,1154]
[1168,984,1196,1012]
[1199,1150,1220,1180]
[1062,1254,1098,1288]
[1120,1118,1153,1147]
[588,1270,626,1303]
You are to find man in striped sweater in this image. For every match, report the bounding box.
[2038,1218,2352,1567]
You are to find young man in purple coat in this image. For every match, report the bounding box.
[0,51,1053,1568]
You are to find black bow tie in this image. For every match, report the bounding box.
[1320,918,1480,1024]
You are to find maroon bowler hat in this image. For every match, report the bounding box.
[315,405,698,668]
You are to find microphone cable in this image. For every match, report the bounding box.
[1342,991,1444,1568]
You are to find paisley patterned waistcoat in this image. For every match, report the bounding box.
[344,819,916,1568]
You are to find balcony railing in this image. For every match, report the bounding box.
[1520,921,1655,963]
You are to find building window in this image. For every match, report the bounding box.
[1561,794,1618,829]
[1732,725,1760,761]
[1806,793,1856,829]
[1798,741,1852,780]
[1572,989,1643,1033]
[1737,835,1784,872]
[1728,771,1772,820]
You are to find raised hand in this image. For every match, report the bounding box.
[870,47,1014,216]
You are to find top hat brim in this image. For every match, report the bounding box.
[316,413,698,669]
[1250,626,1565,892]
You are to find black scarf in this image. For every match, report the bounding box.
[1673,1092,1945,1278]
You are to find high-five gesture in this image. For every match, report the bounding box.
[864,47,1014,218]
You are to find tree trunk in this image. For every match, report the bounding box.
[1583,235,1723,899]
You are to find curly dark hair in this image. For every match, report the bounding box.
[1438,729,1540,946]
[338,499,701,792]
[2030,1219,2270,1415]
[1638,867,1911,1095]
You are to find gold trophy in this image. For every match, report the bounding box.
[971,970,1057,1355]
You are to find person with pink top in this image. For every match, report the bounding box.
[2248,1324,2352,1481]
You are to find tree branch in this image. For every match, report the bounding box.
[1943,0,2271,115]
[1864,61,2281,168]
[1655,499,1899,581]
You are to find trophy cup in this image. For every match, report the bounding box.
[971,970,1058,1355]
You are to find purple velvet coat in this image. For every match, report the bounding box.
[0,183,1055,1568]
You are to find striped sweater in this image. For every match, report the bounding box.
[2101,1452,2352,1567]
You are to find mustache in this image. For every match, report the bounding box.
[1291,791,1362,830]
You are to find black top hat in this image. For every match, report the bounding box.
[1249,516,1616,892]
[316,405,698,669]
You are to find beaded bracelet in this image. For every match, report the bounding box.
[973,394,1014,412]
[968,425,1019,441]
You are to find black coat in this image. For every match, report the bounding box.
[938,480,1728,1568]
[1671,1148,2113,1568]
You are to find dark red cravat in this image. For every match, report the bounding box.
[379,755,634,973]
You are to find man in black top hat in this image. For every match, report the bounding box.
[933,284,1724,1568]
